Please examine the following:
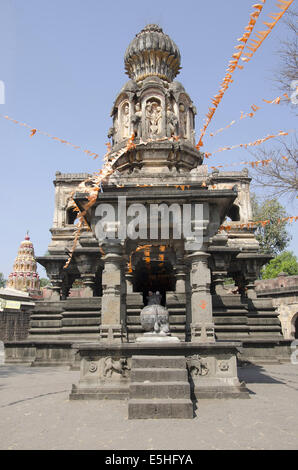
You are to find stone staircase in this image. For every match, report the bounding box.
[128,355,193,419]
[29,298,101,340]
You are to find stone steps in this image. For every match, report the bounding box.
[128,399,193,419]
[131,367,188,382]
[130,382,190,399]
[29,303,101,338]
[128,355,193,419]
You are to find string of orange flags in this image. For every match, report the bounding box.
[204,130,291,159]
[209,94,290,137]
[220,216,298,232]
[63,133,141,268]
[1,114,101,159]
[2,110,292,194]
[196,0,266,149]
[197,0,294,150]
[240,0,295,65]
[2,111,292,165]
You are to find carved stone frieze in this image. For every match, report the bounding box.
[187,354,209,377]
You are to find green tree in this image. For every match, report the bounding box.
[261,251,298,279]
[0,273,6,288]
[39,278,50,288]
[251,195,291,255]
[249,8,298,200]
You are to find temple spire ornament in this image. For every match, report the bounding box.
[124,24,181,83]
[6,233,41,294]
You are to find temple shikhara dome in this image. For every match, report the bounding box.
[124,24,181,83]
[6,233,40,294]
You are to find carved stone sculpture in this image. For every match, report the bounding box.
[122,103,130,138]
[140,290,170,335]
[187,355,209,377]
[179,103,187,138]
[131,102,142,137]
[146,101,162,137]
[166,104,178,137]
[102,357,129,378]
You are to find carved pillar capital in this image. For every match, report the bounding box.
[73,250,101,298]
[37,256,67,301]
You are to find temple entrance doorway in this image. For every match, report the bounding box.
[133,260,175,306]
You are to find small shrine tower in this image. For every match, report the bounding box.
[6,233,40,294]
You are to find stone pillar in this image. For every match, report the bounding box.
[74,251,101,298]
[81,273,96,297]
[209,250,232,296]
[61,273,76,300]
[99,241,126,342]
[49,276,63,301]
[40,257,67,301]
[211,272,226,295]
[186,251,215,343]
[175,264,187,293]
[125,268,134,294]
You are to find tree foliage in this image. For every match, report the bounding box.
[275,8,298,101]
[261,251,298,279]
[39,278,50,288]
[251,195,291,255]
[249,8,298,199]
[249,137,298,199]
[0,273,6,288]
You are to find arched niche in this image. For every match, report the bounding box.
[142,95,165,138]
[227,204,241,222]
[178,93,192,140]
[66,206,78,225]
[119,100,131,139]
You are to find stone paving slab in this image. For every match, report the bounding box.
[0,361,297,450]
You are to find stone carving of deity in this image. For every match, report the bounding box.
[122,103,130,138]
[108,113,119,144]
[131,102,142,137]
[166,103,178,137]
[147,290,162,306]
[146,101,162,137]
[179,103,187,138]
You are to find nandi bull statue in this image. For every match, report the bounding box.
[137,291,179,343]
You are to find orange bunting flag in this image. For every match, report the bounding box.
[207,130,290,157]
[208,94,288,138]
[219,215,297,232]
[2,114,100,160]
[196,1,266,149]
[241,0,294,65]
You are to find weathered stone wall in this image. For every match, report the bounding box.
[255,274,298,339]
[0,309,31,342]
[255,274,298,292]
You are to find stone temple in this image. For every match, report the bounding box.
[5,25,291,418]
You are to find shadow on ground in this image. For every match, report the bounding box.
[237,363,285,384]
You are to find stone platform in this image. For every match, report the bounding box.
[69,342,250,413]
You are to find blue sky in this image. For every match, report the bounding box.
[0,0,297,278]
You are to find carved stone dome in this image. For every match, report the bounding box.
[124,24,181,83]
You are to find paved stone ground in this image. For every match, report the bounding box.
[0,356,297,450]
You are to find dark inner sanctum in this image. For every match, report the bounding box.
[133,260,175,306]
